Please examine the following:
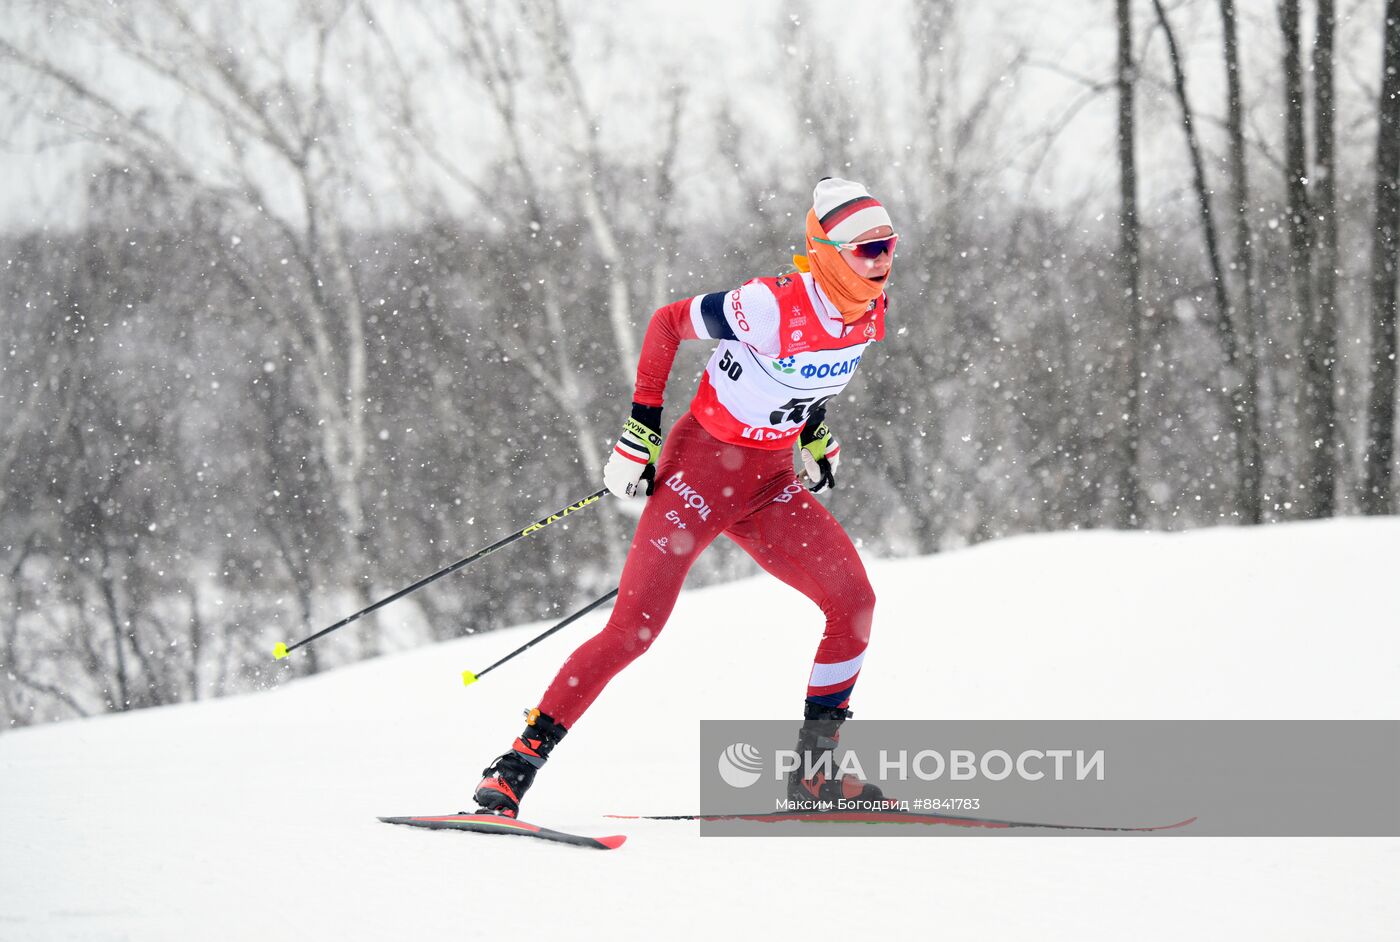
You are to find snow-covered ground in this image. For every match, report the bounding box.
[3,518,1398,940]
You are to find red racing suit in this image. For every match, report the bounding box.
[536,271,887,727]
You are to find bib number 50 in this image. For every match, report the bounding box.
[717,349,743,381]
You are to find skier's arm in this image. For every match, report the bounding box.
[603,298,697,499]
[633,298,699,413]
[634,285,782,409]
[606,286,780,499]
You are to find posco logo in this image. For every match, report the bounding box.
[799,354,862,381]
[729,289,750,332]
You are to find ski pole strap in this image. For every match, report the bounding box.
[273,488,609,659]
[462,587,620,686]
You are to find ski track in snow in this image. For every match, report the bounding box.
[3,518,1399,940]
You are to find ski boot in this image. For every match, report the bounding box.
[787,702,889,806]
[472,708,568,818]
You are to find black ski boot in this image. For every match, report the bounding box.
[473,708,568,818]
[787,702,889,806]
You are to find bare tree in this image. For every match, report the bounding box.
[1152,0,1262,525]
[1218,0,1266,524]
[2,534,92,726]
[1364,0,1400,513]
[6,0,1399,732]
[648,85,688,314]
[1,1,386,645]
[1116,0,1144,526]
[1308,0,1341,515]
[368,1,700,573]
[1280,0,1322,516]
[527,0,642,377]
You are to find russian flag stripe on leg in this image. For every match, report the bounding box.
[808,652,865,689]
[807,684,856,709]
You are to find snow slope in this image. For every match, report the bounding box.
[3,518,1399,940]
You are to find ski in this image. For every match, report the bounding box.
[606,810,1197,832]
[379,813,626,850]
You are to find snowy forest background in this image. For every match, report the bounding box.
[1,0,1397,729]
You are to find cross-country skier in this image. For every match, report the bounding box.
[473,178,898,817]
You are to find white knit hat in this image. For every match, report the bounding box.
[812,177,892,242]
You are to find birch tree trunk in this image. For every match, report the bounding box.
[1219,0,1265,524]
[1115,0,1144,526]
[1152,0,1260,525]
[1363,0,1400,513]
[1307,0,1340,515]
[1280,0,1320,517]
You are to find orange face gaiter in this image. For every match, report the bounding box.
[794,209,888,324]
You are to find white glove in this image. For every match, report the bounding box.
[603,405,663,498]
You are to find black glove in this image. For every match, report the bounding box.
[799,409,839,492]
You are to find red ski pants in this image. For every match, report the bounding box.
[538,412,875,728]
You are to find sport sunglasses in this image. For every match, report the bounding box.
[811,233,899,259]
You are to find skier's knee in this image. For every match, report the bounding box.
[850,581,875,646]
[828,578,875,647]
[613,620,661,658]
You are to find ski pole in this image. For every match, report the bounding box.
[273,488,609,660]
[462,587,619,686]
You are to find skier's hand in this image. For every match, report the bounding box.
[799,412,840,492]
[603,404,663,498]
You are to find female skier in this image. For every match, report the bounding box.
[473,178,897,817]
